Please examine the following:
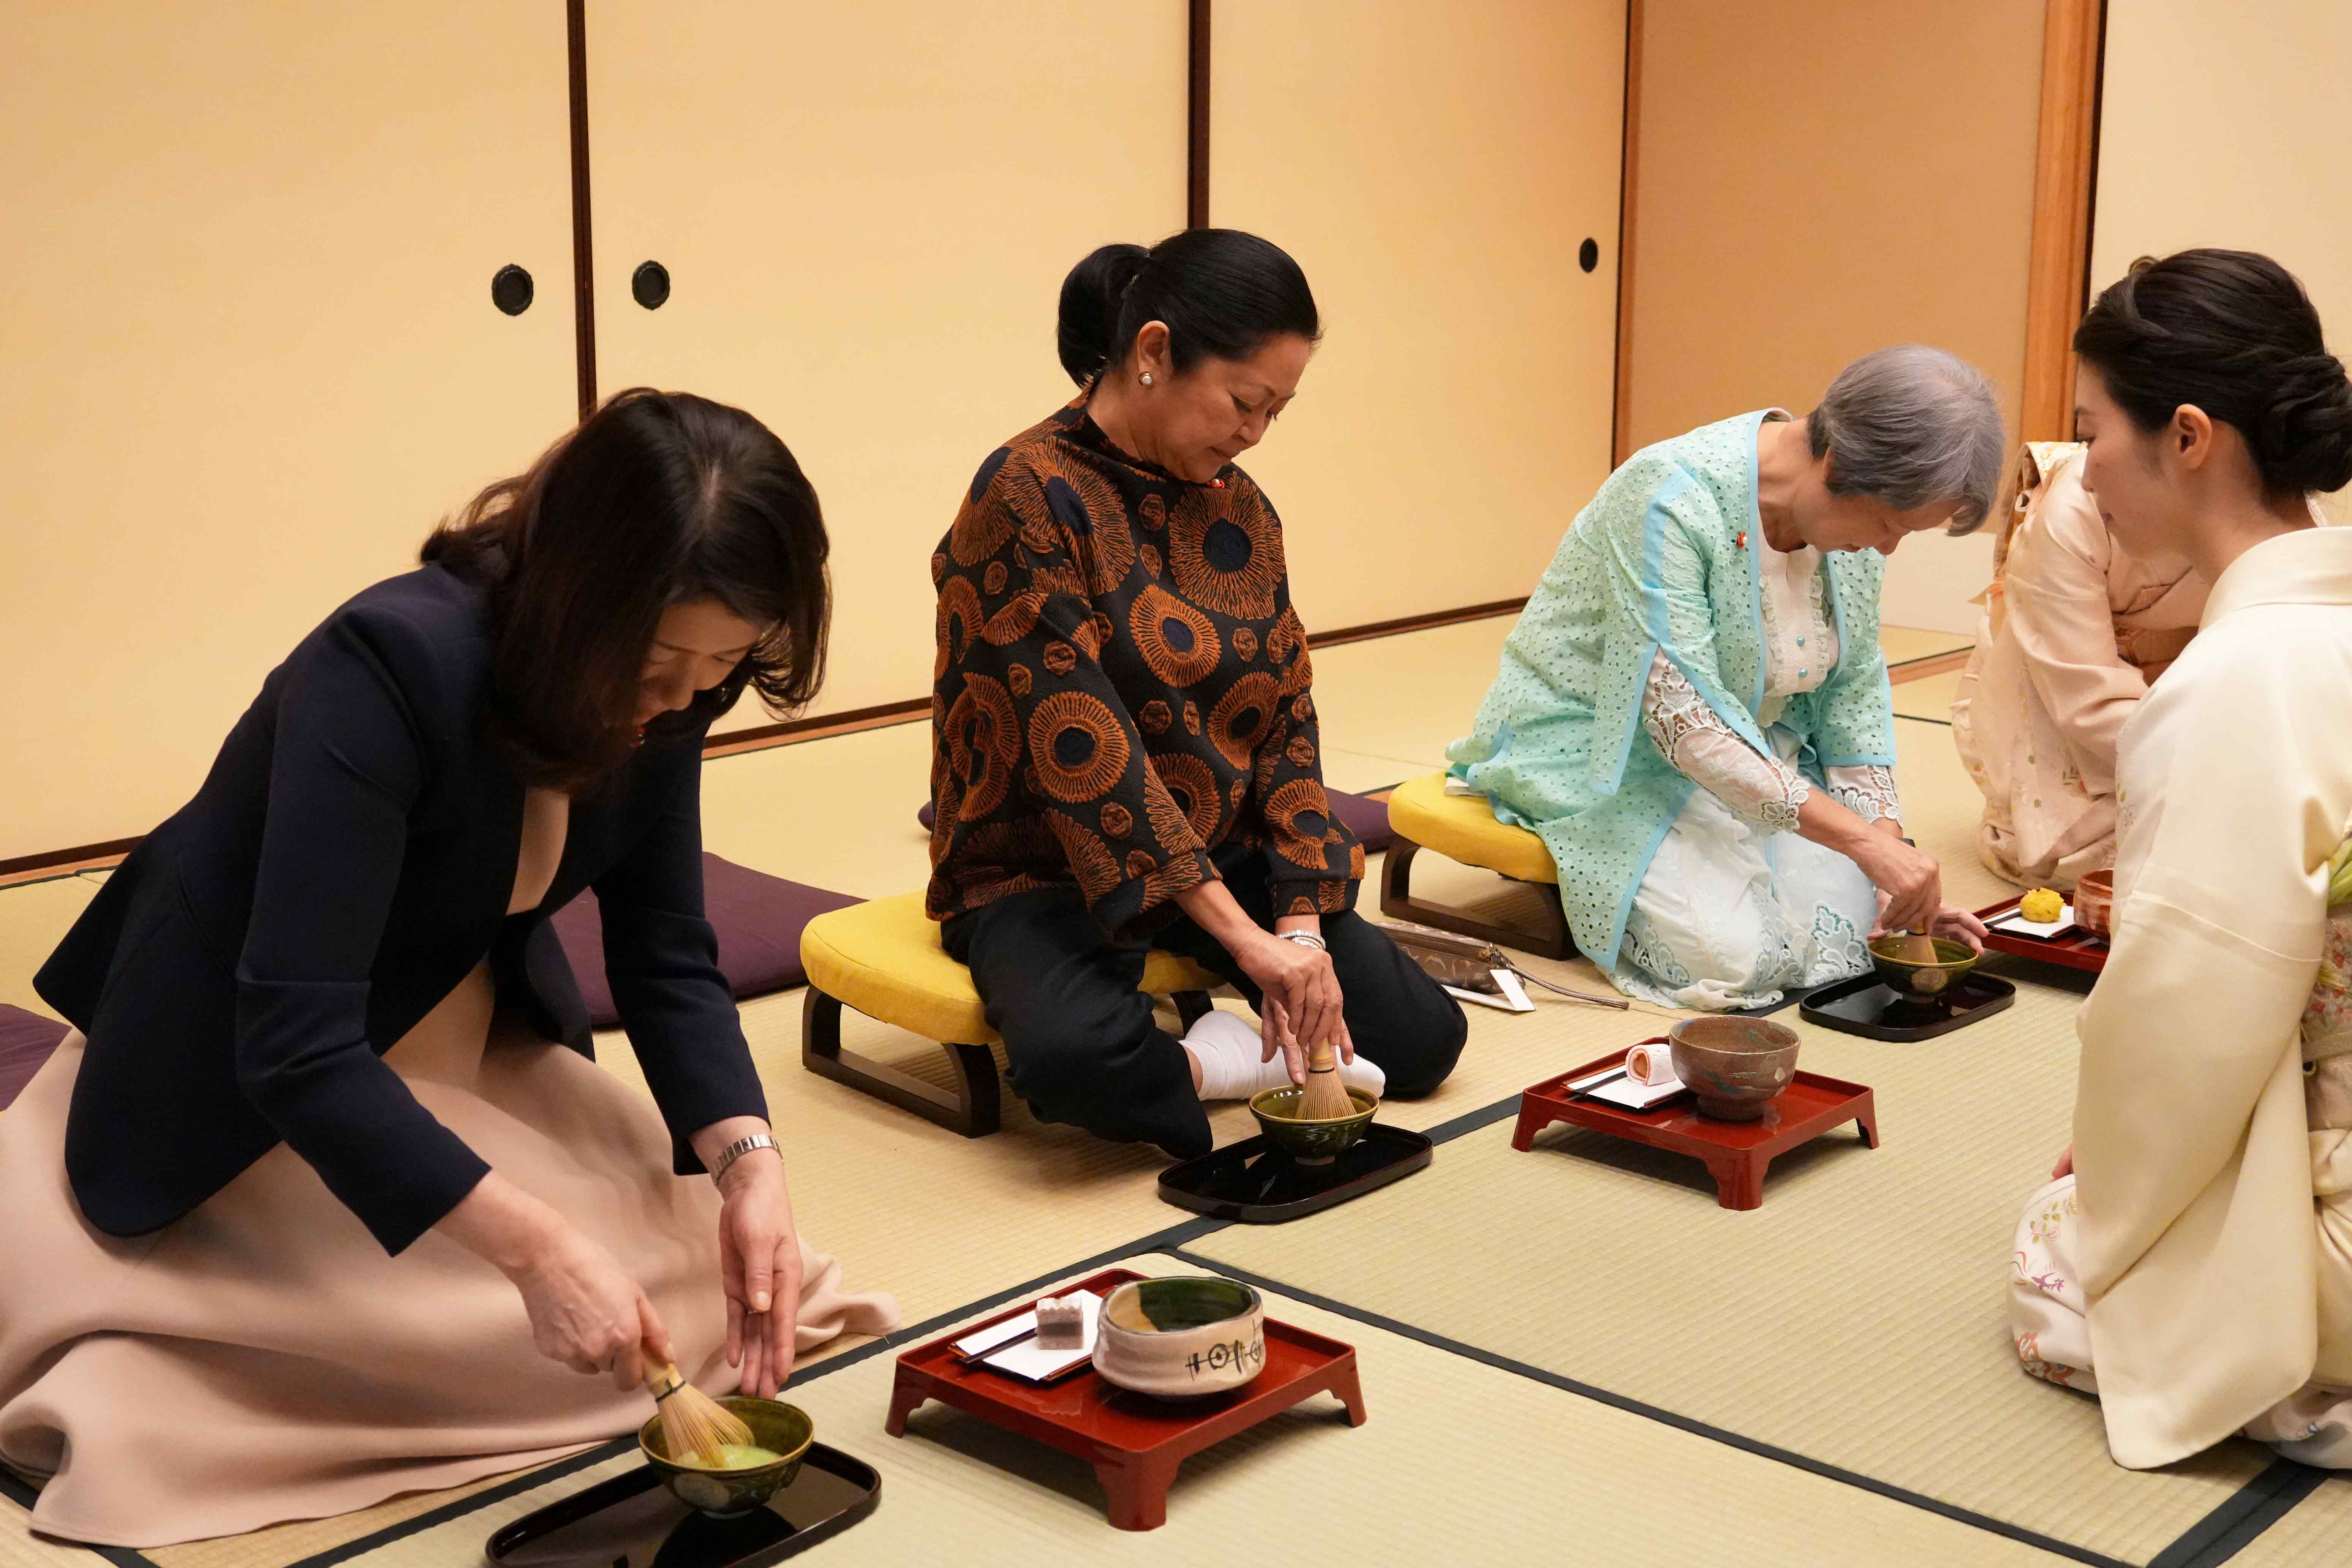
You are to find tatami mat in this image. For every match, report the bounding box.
[1897,715,2012,913]
[1190,977,2271,1566]
[2233,1478,2352,1566]
[1306,615,1510,771]
[332,1255,2064,1567]
[0,1498,104,1568]
[1884,625,1976,667]
[1894,667,1965,723]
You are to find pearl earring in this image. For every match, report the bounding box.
[1139,372,1154,386]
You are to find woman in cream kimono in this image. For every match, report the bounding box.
[1953,441,2209,890]
[2008,250,2352,1467]
[1449,347,2003,1010]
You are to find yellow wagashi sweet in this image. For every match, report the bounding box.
[2020,888,2064,924]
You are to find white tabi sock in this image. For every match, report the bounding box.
[1179,1008,1386,1102]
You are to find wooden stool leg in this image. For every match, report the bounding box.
[1378,834,1576,961]
[1510,1103,1556,1152]
[1853,1097,1880,1148]
[1097,1454,1178,1531]
[1172,990,1214,1032]
[801,987,1003,1137]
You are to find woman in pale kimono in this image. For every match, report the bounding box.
[2008,249,2352,1467]
[1953,441,2210,890]
[1449,347,2003,1010]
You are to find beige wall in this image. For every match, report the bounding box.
[2093,0,2352,525]
[1211,0,1627,637]
[586,1,1189,729]
[0,3,577,861]
[1623,0,2045,634]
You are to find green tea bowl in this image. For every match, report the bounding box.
[1866,934,1981,999]
[637,1395,814,1516]
[1249,1084,1378,1165]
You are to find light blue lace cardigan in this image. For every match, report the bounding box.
[1446,411,1896,970]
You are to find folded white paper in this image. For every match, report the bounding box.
[969,1291,1103,1383]
[1992,902,2077,939]
[1444,968,1536,1013]
[1442,776,1482,797]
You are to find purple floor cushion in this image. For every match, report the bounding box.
[552,854,862,1028]
[0,1004,71,1114]
[918,787,1395,853]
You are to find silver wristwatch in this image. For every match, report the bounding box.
[710,1132,778,1186]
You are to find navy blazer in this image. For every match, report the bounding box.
[35,564,768,1255]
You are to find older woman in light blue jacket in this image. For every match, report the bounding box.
[1449,347,2004,1010]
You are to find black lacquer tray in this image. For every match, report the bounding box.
[485,1443,878,1567]
[1157,1123,1432,1222]
[1798,971,2017,1040]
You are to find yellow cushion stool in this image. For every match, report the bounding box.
[1378,773,1575,959]
[798,890,1226,1136]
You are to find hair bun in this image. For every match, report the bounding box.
[2259,351,2352,495]
[1056,243,1152,387]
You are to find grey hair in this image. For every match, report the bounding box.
[1804,345,2006,534]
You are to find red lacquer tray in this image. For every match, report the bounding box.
[1973,895,2108,973]
[1511,1044,1878,1210]
[886,1267,1365,1531]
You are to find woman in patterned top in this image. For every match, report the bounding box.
[927,229,1465,1159]
[1449,348,2004,1011]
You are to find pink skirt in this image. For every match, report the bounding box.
[0,984,896,1548]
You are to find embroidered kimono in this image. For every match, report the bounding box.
[1953,443,2208,891]
[1448,411,1899,1008]
[2009,525,2352,1469]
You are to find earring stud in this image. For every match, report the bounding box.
[1140,372,1154,386]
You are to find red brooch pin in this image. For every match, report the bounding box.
[1736,531,1749,549]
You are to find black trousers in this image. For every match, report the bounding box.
[942,848,1468,1160]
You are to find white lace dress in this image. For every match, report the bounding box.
[1614,538,1902,1010]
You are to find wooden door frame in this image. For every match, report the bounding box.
[2018,0,2106,443]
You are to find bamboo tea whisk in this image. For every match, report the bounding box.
[1297,1035,1356,1120]
[649,1358,751,1465]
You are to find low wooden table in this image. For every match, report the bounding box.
[1974,895,2108,974]
[1511,1044,1878,1210]
[886,1267,1366,1530]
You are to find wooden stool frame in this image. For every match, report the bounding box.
[1378,834,1575,960]
[803,987,1217,1138]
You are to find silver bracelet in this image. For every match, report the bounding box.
[1276,930,1328,952]
[710,1132,778,1187]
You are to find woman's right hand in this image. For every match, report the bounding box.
[1851,830,1944,934]
[509,1221,675,1393]
[1233,931,1353,1084]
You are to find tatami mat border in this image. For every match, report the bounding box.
[1156,1247,2131,1568]
[2143,1462,2330,1568]
[10,1082,2324,1568]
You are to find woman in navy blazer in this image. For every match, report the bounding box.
[0,391,895,1546]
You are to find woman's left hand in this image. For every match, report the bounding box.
[716,1150,801,1399]
[1928,905,1990,950]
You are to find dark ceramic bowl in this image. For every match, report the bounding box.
[1866,934,1981,998]
[1667,1016,1800,1121]
[637,1395,815,1516]
[1249,1084,1378,1164]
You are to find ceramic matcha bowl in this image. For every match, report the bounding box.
[1248,1084,1378,1164]
[1865,933,1981,998]
[1667,1016,1800,1121]
[1092,1276,1267,1399]
[638,1394,815,1516]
